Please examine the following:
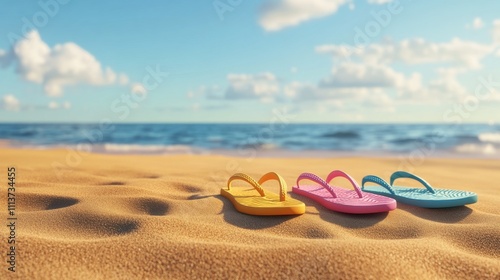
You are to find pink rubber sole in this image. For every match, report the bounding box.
[292,185,396,214]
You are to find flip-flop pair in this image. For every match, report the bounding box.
[220,172,306,216]
[361,171,478,208]
[293,170,396,214]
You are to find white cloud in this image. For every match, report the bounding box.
[367,0,393,4]
[314,35,500,103]
[281,62,424,111]
[1,30,128,96]
[428,68,467,98]
[315,64,471,104]
[320,62,413,89]
[284,81,393,107]
[48,101,72,110]
[1,95,74,111]
[317,38,494,69]
[131,83,147,95]
[259,0,349,31]
[63,101,71,109]
[119,74,129,85]
[48,101,59,109]
[467,17,484,30]
[193,73,280,103]
[0,49,8,67]
[493,20,500,43]
[1,95,20,111]
[224,72,280,101]
[187,85,222,99]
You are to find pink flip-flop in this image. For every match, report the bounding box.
[292,170,396,214]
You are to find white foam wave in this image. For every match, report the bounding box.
[103,144,194,154]
[454,143,497,155]
[478,133,500,143]
[259,143,279,150]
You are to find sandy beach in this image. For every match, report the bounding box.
[0,147,499,279]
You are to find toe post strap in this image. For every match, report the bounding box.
[326,170,363,198]
[258,172,287,201]
[297,172,337,198]
[390,171,436,194]
[362,175,395,195]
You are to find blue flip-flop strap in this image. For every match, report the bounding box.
[390,171,436,194]
[362,175,395,195]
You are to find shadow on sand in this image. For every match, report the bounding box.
[214,195,298,229]
[188,192,392,229]
[290,193,388,228]
[396,203,474,223]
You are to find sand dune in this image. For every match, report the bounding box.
[0,148,499,279]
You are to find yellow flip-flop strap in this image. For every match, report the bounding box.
[258,172,287,202]
[227,173,265,197]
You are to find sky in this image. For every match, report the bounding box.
[0,0,500,123]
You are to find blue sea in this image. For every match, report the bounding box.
[1,123,500,157]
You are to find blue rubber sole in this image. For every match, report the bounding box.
[363,187,478,208]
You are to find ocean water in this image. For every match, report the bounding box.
[1,123,499,157]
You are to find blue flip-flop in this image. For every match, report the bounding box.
[361,171,478,208]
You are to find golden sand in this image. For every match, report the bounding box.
[0,148,499,279]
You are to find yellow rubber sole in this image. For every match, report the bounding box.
[221,188,305,216]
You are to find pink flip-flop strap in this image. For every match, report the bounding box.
[326,170,363,198]
[296,173,337,198]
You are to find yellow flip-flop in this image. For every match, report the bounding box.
[220,172,305,216]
